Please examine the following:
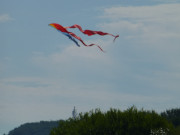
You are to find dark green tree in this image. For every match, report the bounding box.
[161,108,180,127]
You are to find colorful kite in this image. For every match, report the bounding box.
[49,23,119,52]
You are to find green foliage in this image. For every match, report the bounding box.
[50,107,174,135]
[161,108,180,127]
[173,125,180,135]
[8,121,59,135]
[161,108,180,135]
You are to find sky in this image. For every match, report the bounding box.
[0,0,180,134]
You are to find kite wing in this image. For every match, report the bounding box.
[61,32,80,47]
[49,23,80,47]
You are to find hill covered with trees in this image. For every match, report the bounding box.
[7,121,59,135]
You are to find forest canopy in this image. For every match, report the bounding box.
[50,106,175,135]
[7,107,180,135]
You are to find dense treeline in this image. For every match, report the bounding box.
[50,107,175,135]
[8,121,59,135]
[6,107,180,135]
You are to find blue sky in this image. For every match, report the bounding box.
[1,0,180,134]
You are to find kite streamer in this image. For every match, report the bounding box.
[65,24,119,42]
[49,23,119,52]
[61,32,80,47]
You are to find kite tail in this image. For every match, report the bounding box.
[68,30,105,52]
[85,43,105,53]
[60,32,80,47]
[113,35,119,42]
[96,45,105,52]
[65,24,84,33]
[79,39,105,52]
[66,24,119,42]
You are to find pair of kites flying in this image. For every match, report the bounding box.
[49,23,119,52]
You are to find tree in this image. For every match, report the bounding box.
[161,108,180,127]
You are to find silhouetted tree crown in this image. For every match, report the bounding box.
[161,108,180,127]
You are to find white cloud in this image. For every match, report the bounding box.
[0,76,174,119]
[97,3,180,100]
[101,4,180,40]
[100,3,180,67]
[32,39,115,72]
[153,0,180,3]
[0,14,13,23]
[102,4,180,21]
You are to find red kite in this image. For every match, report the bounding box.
[49,23,119,52]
